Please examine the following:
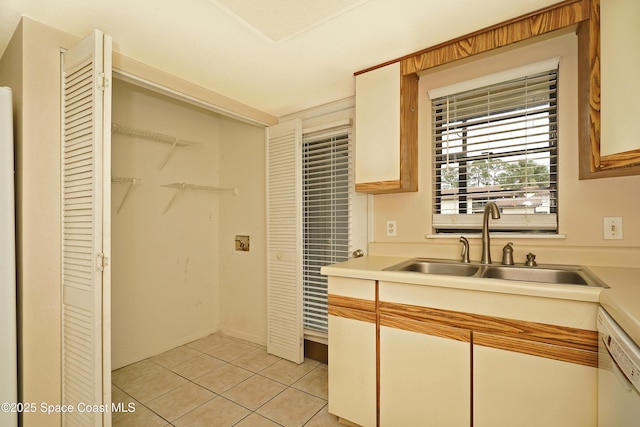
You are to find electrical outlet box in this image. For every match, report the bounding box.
[386,220,397,237]
[603,217,623,240]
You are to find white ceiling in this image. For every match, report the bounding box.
[0,0,560,118]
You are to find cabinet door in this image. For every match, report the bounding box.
[380,325,471,426]
[327,277,377,426]
[355,63,418,194]
[474,344,597,427]
[355,62,400,186]
[328,315,377,427]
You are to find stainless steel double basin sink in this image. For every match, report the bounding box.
[384,258,609,288]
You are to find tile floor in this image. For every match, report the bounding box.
[111,333,343,427]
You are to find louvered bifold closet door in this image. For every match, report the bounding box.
[61,30,112,427]
[266,119,304,363]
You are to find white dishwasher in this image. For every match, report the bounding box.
[597,307,640,426]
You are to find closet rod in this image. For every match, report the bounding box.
[112,123,201,172]
[161,182,238,214]
[111,176,141,213]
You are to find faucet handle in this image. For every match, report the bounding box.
[459,236,470,263]
[525,252,537,267]
[501,242,514,265]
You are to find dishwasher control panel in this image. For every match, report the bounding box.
[597,308,640,393]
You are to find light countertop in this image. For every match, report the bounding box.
[321,256,640,346]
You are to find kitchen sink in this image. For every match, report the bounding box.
[386,259,480,277]
[482,265,592,285]
[384,258,609,288]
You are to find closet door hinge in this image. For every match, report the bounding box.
[98,72,109,91]
[96,252,108,272]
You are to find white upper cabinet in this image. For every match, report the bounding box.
[355,63,400,184]
[355,62,418,194]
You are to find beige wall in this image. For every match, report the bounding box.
[0,19,79,427]
[112,81,215,368]
[111,80,267,367]
[218,118,267,344]
[372,32,640,267]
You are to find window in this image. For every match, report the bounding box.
[431,60,558,233]
[302,123,351,334]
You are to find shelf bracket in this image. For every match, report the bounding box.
[111,177,141,214]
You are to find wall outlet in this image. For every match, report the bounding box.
[386,220,397,237]
[603,217,623,240]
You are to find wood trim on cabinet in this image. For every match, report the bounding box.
[375,282,380,427]
[379,301,598,367]
[354,180,401,193]
[328,294,376,312]
[474,332,598,368]
[328,305,376,324]
[399,70,419,193]
[600,149,640,170]
[354,0,590,77]
[328,294,376,324]
[353,68,419,195]
[577,0,640,177]
[380,314,471,343]
[329,294,597,371]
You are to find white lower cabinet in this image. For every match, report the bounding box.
[328,314,377,427]
[473,343,597,427]
[327,277,377,427]
[327,277,598,427]
[380,326,470,426]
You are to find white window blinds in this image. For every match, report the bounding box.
[302,121,352,334]
[431,64,559,233]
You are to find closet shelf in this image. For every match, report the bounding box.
[112,123,201,172]
[161,182,238,214]
[111,176,141,214]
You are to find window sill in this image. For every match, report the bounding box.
[425,233,567,240]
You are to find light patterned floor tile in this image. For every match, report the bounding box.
[112,334,331,427]
[291,364,328,399]
[206,340,259,362]
[173,397,250,427]
[111,385,139,422]
[260,358,319,386]
[150,345,202,369]
[304,404,344,426]
[257,387,326,427]
[222,374,287,410]
[232,347,281,373]
[170,353,227,380]
[193,363,254,394]
[146,382,216,421]
[121,368,189,403]
[234,412,282,426]
[186,334,235,353]
[112,359,166,389]
[112,402,169,427]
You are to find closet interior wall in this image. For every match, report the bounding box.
[111,79,266,369]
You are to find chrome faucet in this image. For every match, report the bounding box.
[480,202,501,265]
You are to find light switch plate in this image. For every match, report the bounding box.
[603,217,623,240]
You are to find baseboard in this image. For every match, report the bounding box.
[111,327,219,370]
[304,339,328,364]
[217,326,266,347]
